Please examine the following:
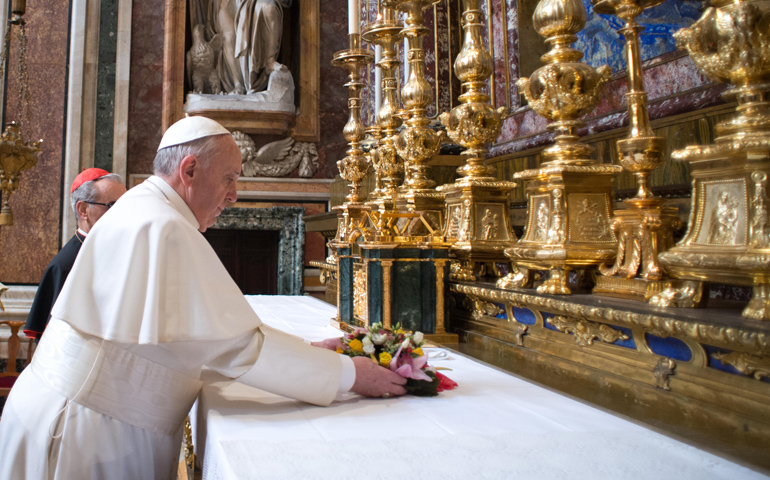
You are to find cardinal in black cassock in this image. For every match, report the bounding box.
[23,168,127,340]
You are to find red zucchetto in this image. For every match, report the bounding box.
[71,168,111,193]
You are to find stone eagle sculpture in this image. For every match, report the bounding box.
[186,24,224,94]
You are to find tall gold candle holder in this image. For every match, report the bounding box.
[362,6,405,213]
[331,34,375,245]
[437,0,517,281]
[382,0,446,233]
[501,0,621,294]
[591,0,682,301]
[651,0,770,320]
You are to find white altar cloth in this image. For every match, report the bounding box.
[191,295,767,480]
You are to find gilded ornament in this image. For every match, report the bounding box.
[512,324,528,347]
[654,0,770,320]
[331,36,375,206]
[591,0,680,302]
[653,357,676,391]
[547,315,630,347]
[504,0,620,295]
[440,1,518,287]
[649,281,705,309]
[712,351,770,381]
[451,283,770,353]
[353,266,368,323]
[382,0,444,199]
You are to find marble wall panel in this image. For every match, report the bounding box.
[320,0,352,179]
[127,4,165,175]
[0,0,69,284]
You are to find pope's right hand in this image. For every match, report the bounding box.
[350,356,407,398]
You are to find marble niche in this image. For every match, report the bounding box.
[212,207,305,295]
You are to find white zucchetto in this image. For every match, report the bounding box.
[157,115,231,151]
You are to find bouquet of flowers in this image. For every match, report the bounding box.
[337,322,457,397]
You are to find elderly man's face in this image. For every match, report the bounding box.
[80,180,127,232]
[188,135,241,232]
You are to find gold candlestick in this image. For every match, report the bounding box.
[651,0,770,320]
[437,0,517,281]
[591,0,682,301]
[362,6,405,213]
[502,0,621,295]
[332,35,375,207]
[382,0,446,233]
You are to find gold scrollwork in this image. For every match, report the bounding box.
[450,284,770,353]
[463,294,504,320]
[547,315,630,347]
[712,351,770,381]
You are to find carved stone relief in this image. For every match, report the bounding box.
[233,131,318,177]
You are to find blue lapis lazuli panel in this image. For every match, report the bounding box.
[575,1,702,73]
[645,333,693,362]
[512,306,537,325]
[494,304,507,320]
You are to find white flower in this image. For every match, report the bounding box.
[413,332,424,344]
[363,343,375,355]
[371,332,387,345]
[362,335,373,347]
[401,338,411,350]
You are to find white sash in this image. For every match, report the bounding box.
[31,319,203,437]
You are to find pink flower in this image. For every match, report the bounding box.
[390,344,432,382]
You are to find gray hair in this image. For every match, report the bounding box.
[153,134,227,177]
[70,173,124,218]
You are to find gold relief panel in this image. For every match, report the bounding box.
[446,203,463,241]
[524,194,551,243]
[568,193,615,243]
[477,203,509,242]
[693,179,749,247]
[353,263,368,324]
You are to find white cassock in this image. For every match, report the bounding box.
[0,176,349,480]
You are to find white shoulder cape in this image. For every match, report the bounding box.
[51,176,261,344]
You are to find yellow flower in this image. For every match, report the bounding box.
[379,352,392,368]
[336,347,344,354]
[349,339,364,353]
[413,347,423,357]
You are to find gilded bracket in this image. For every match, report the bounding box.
[712,351,770,382]
[547,315,630,347]
[653,357,676,391]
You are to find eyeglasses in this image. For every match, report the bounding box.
[83,200,116,209]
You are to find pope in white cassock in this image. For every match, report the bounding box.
[0,116,407,480]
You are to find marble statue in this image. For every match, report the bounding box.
[189,0,292,96]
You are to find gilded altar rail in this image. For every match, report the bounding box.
[450,283,770,353]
